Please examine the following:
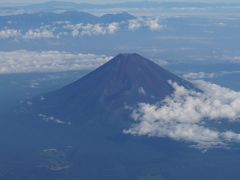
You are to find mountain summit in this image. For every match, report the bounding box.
[32,53,195,126]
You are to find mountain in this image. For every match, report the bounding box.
[30,53,196,129]
[2,53,238,180]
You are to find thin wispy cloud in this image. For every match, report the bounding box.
[224,56,240,63]
[183,72,217,80]
[183,71,240,80]
[38,114,71,125]
[125,80,240,150]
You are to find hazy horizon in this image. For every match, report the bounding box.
[1,0,240,6]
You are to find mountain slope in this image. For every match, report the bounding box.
[31,53,196,127]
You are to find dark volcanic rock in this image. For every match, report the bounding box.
[31,53,196,127]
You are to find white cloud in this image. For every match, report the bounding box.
[63,22,119,37]
[125,80,240,150]
[38,114,71,125]
[128,18,165,31]
[183,71,240,80]
[225,56,240,63]
[64,19,164,37]
[0,29,21,39]
[183,72,216,80]
[107,22,119,34]
[0,50,111,74]
[24,28,55,39]
[146,19,163,31]
[0,18,164,40]
[0,27,55,39]
[128,19,142,31]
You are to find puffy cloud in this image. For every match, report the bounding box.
[61,18,164,37]
[128,18,165,31]
[125,80,240,150]
[146,19,163,31]
[0,18,164,40]
[107,22,119,34]
[0,50,111,74]
[63,22,119,37]
[0,29,21,39]
[24,29,55,39]
[64,19,164,37]
[0,27,55,39]
[128,20,142,31]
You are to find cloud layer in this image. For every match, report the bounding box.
[24,28,55,39]
[125,80,240,150]
[0,50,111,74]
[128,18,165,31]
[63,22,120,37]
[0,18,165,39]
[0,27,55,39]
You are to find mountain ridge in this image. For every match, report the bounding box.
[0,11,136,29]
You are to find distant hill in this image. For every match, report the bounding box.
[1,1,239,10]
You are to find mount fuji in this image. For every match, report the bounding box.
[31,53,196,129]
[2,53,237,180]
